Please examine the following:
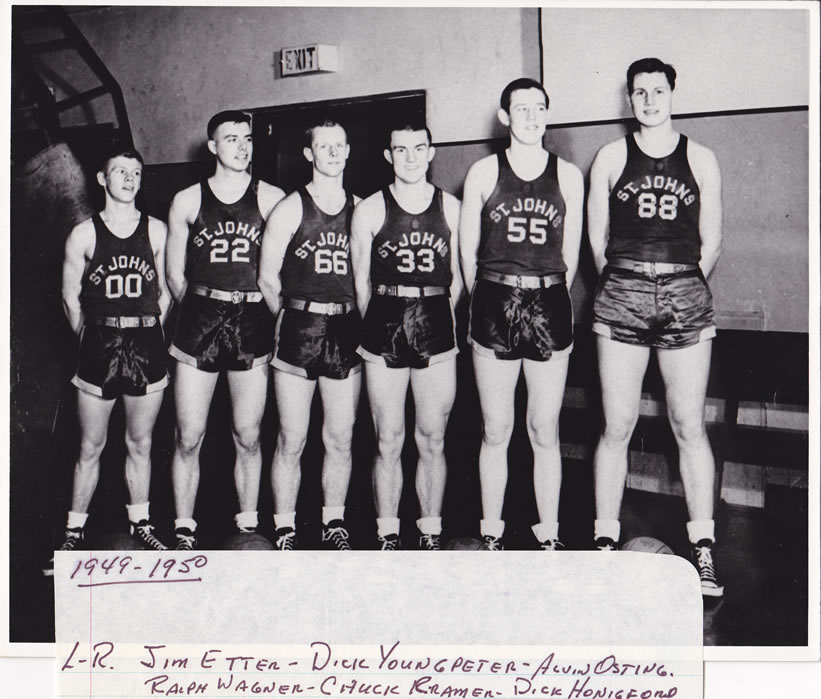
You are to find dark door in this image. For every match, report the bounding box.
[250,90,425,198]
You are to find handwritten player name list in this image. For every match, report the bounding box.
[55,551,704,698]
[58,642,697,698]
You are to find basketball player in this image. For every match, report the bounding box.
[166,110,284,549]
[48,146,171,572]
[258,119,360,551]
[588,58,723,596]
[460,78,583,551]
[351,122,462,550]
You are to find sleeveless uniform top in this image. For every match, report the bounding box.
[281,188,355,304]
[185,178,265,291]
[370,186,453,288]
[478,151,567,276]
[606,134,701,264]
[81,212,161,317]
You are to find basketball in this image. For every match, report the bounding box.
[223,532,275,550]
[96,532,144,551]
[620,537,674,555]
[443,536,484,551]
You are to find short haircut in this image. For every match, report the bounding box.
[304,118,348,148]
[500,78,549,113]
[100,146,144,173]
[207,110,251,140]
[386,121,432,148]
[627,58,677,93]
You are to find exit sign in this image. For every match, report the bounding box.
[280,44,338,76]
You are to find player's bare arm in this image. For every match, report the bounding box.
[257,180,287,220]
[443,192,463,303]
[165,183,200,303]
[587,139,626,275]
[148,216,172,323]
[689,141,723,278]
[61,219,95,335]
[557,158,584,288]
[258,191,302,315]
[458,155,497,291]
[350,193,384,317]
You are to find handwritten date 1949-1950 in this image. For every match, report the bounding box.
[68,554,208,584]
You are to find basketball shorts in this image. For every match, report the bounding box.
[72,322,169,399]
[469,279,573,361]
[359,294,457,369]
[273,307,362,380]
[592,266,716,349]
[169,293,275,372]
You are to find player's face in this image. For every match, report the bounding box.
[305,125,350,178]
[385,130,434,185]
[629,73,673,127]
[98,156,142,203]
[209,121,253,171]
[502,88,548,145]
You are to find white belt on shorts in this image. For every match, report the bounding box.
[188,284,263,304]
[87,315,158,328]
[607,258,699,276]
[284,298,355,316]
[479,270,565,289]
[375,284,448,298]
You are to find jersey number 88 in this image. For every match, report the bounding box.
[637,192,678,220]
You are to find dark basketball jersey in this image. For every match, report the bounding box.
[370,186,452,287]
[81,213,161,317]
[281,188,355,304]
[478,151,567,276]
[606,134,701,264]
[185,178,265,291]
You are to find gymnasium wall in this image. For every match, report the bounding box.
[536,7,811,334]
[66,6,539,164]
[540,8,809,124]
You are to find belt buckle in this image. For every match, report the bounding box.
[112,317,122,328]
[328,303,341,315]
[231,290,242,304]
[515,275,523,288]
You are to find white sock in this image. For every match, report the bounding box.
[480,518,505,539]
[126,502,150,524]
[174,518,197,533]
[322,506,345,525]
[686,519,715,544]
[376,517,400,538]
[594,519,621,542]
[532,521,560,543]
[66,511,88,531]
[235,511,258,530]
[416,516,442,536]
[274,512,296,531]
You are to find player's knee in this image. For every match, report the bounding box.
[124,432,152,461]
[526,418,560,450]
[277,428,308,459]
[481,418,514,448]
[415,423,446,458]
[668,411,706,445]
[323,426,353,457]
[232,426,261,456]
[374,424,404,462]
[78,434,107,463]
[175,427,205,458]
[600,415,638,446]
